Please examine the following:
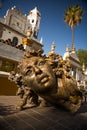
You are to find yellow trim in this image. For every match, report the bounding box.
[22,38,32,46]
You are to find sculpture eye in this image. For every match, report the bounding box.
[38,61,45,66]
[26,67,33,75]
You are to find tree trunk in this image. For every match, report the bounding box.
[72,27,74,45]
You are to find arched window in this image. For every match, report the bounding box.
[32,19,34,23]
[9,15,12,25]
[12,37,18,46]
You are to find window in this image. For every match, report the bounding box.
[36,20,38,26]
[17,22,19,26]
[5,61,9,72]
[32,19,34,23]
[9,15,12,25]
[12,37,18,46]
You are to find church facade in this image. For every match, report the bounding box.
[0,6,43,95]
[0,6,42,47]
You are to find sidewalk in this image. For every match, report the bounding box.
[0,96,87,130]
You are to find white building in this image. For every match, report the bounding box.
[27,7,41,39]
[63,44,83,81]
[82,64,87,88]
[0,6,42,50]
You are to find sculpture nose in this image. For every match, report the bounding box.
[34,66,42,75]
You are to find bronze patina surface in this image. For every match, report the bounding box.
[8,49,82,113]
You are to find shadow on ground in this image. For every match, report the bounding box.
[0,101,87,116]
[77,102,87,114]
[0,103,17,116]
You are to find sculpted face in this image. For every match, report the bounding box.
[21,57,57,94]
[9,49,83,113]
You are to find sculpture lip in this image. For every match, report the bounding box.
[37,74,49,84]
[41,76,49,84]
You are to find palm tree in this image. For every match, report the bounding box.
[64,5,84,49]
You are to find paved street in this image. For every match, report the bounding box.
[0,96,87,130]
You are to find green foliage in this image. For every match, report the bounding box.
[77,49,87,66]
[64,5,84,28]
[64,5,84,47]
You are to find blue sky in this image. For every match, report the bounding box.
[0,0,87,56]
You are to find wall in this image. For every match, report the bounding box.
[0,77,17,95]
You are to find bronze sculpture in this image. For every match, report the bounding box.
[8,49,82,113]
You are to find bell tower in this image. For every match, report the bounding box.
[27,7,41,39]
